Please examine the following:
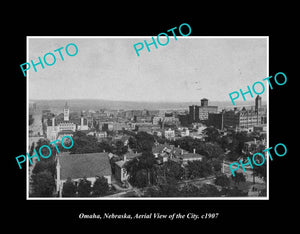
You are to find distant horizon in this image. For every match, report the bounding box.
[29,98,267,112]
[29,97,267,104]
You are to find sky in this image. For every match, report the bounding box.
[28,36,268,102]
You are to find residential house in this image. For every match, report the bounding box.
[114,151,142,183]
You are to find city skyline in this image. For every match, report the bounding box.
[28,37,268,102]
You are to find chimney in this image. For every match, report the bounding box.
[123,154,127,162]
[181,149,183,155]
[254,138,256,144]
[193,148,196,154]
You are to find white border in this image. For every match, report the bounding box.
[26,36,269,200]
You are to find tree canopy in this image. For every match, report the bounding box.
[31,171,55,197]
[92,176,109,197]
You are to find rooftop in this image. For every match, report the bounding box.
[58,152,112,180]
[179,153,205,160]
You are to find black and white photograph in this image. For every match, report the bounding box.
[5,8,295,227]
[27,36,269,199]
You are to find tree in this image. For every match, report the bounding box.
[70,131,112,154]
[186,159,213,179]
[92,176,109,197]
[253,163,267,183]
[62,177,77,197]
[124,151,156,187]
[77,177,91,197]
[156,161,185,183]
[180,184,201,197]
[198,184,221,197]
[114,140,128,156]
[180,184,221,197]
[138,151,156,185]
[204,126,220,142]
[225,186,247,197]
[231,172,246,185]
[31,171,55,197]
[226,150,241,161]
[215,174,230,188]
[135,131,154,153]
[146,177,180,197]
[134,169,148,188]
[32,160,56,177]
[128,136,138,151]
[198,142,224,159]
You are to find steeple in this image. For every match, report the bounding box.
[63,101,70,121]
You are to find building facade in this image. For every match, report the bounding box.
[189,98,218,123]
[46,103,88,141]
[208,95,267,131]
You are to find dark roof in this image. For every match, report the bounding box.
[58,152,112,180]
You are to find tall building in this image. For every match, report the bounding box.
[64,102,70,121]
[199,98,218,120]
[255,95,262,112]
[201,98,208,107]
[208,95,267,131]
[189,105,200,123]
[189,98,218,123]
[46,103,88,141]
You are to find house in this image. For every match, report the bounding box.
[114,152,142,183]
[163,128,175,140]
[152,143,189,163]
[170,149,204,165]
[177,127,190,137]
[56,152,112,197]
[114,160,128,183]
[179,152,204,165]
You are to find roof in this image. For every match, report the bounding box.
[179,153,204,160]
[124,152,142,160]
[115,160,126,168]
[58,130,74,135]
[152,143,172,154]
[58,152,112,180]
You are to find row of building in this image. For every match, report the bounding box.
[181,96,267,132]
[55,141,206,196]
[207,95,267,131]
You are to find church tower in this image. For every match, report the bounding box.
[63,102,69,121]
